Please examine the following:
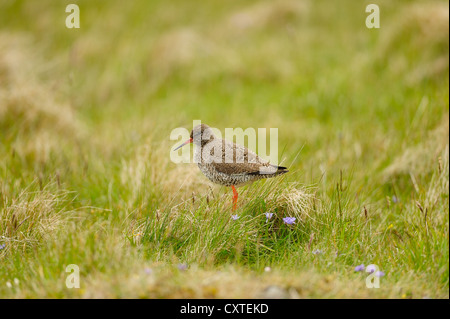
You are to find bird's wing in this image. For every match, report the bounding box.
[210,140,279,175]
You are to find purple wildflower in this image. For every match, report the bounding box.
[283,217,296,225]
[0,244,5,250]
[354,264,365,272]
[265,212,274,220]
[392,195,399,204]
[177,263,188,271]
[366,265,377,273]
[312,249,322,255]
[231,214,240,221]
[375,271,385,277]
[144,267,153,275]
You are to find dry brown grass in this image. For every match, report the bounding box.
[58,263,439,299]
[0,34,83,165]
[226,0,310,32]
[0,181,72,254]
[376,2,449,84]
[383,114,449,179]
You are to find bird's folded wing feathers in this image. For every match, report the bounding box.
[211,140,279,175]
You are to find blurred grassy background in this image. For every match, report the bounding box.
[0,0,448,298]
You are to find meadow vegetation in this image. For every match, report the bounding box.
[0,0,448,298]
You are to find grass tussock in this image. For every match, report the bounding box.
[0,34,83,169]
[376,2,449,84]
[383,113,449,180]
[226,0,309,31]
[0,181,72,254]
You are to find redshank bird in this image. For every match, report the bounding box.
[174,124,288,210]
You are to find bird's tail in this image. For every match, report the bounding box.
[248,164,289,176]
[274,165,289,175]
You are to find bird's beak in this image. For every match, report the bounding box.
[173,138,193,151]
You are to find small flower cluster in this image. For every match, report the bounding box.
[354,264,385,277]
[283,217,296,225]
[231,212,296,226]
[231,212,296,225]
[265,212,296,225]
[265,212,273,222]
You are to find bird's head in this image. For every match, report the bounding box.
[173,124,215,151]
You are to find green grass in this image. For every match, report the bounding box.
[0,0,448,298]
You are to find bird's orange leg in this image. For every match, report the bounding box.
[231,185,238,211]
